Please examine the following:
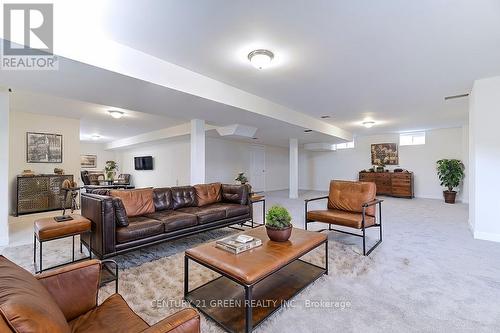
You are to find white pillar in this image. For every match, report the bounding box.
[190,119,205,185]
[0,89,9,246]
[289,138,299,199]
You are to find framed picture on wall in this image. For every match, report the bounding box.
[26,132,63,163]
[371,143,399,165]
[80,154,97,168]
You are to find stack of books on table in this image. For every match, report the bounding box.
[216,234,262,254]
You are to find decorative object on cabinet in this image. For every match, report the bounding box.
[26,132,62,163]
[53,168,64,175]
[80,154,97,168]
[359,171,414,198]
[16,174,73,216]
[436,159,465,204]
[371,143,398,166]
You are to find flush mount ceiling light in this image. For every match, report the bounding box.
[108,110,124,119]
[91,134,101,140]
[362,121,376,128]
[248,49,274,69]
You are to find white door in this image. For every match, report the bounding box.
[250,145,266,192]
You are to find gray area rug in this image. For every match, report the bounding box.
[2,191,500,332]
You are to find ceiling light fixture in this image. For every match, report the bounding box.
[91,134,101,140]
[248,49,274,70]
[362,121,375,128]
[108,110,124,119]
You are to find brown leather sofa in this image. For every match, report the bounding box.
[305,180,383,255]
[81,183,252,258]
[0,255,200,333]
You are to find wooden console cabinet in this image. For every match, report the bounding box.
[359,171,414,198]
[16,174,73,216]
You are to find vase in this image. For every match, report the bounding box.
[266,225,292,242]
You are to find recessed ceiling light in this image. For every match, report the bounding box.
[91,134,101,140]
[304,129,312,133]
[320,115,330,119]
[362,121,376,128]
[108,110,124,119]
[248,49,274,70]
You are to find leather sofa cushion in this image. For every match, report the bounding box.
[0,256,70,333]
[221,184,249,205]
[69,294,148,333]
[112,198,129,227]
[328,180,376,216]
[194,183,222,206]
[307,209,375,229]
[115,217,163,243]
[153,188,173,211]
[145,211,198,232]
[211,203,250,218]
[110,188,155,217]
[171,186,196,209]
[178,206,226,224]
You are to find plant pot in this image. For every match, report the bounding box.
[443,190,457,204]
[266,225,292,242]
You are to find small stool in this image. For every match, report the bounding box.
[34,214,92,273]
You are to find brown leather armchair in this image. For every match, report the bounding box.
[305,180,383,255]
[0,256,200,333]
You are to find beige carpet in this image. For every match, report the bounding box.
[3,191,500,332]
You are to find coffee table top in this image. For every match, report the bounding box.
[185,226,327,285]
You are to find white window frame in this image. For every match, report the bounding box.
[399,132,425,146]
[333,141,355,150]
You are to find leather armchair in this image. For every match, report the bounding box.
[305,180,383,255]
[0,256,200,333]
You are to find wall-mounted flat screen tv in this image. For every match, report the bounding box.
[134,156,153,170]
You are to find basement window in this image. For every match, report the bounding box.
[334,141,355,150]
[400,132,426,146]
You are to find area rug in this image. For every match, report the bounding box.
[1,227,375,333]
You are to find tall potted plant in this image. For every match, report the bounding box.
[436,159,465,204]
[104,161,118,181]
[265,205,293,242]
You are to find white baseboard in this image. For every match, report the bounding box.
[474,231,500,243]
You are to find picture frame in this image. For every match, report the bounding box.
[80,154,97,168]
[371,143,399,166]
[26,132,63,163]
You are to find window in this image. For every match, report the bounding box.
[400,132,425,146]
[334,141,355,150]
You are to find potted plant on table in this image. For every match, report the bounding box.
[265,205,293,242]
[235,172,248,185]
[104,161,118,181]
[436,159,465,204]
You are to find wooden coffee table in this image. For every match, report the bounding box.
[184,226,328,333]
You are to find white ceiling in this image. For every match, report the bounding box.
[101,0,500,134]
[9,91,186,143]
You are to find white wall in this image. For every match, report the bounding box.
[80,142,118,172]
[9,111,81,214]
[115,135,289,191]
[299,127,468,201]
[469,76,500,242]
[0,91,10,245]
[116,136,191,188]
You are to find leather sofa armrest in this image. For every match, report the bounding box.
[81,193,116,258]
[36,259,101,321]
[140,309,200,333]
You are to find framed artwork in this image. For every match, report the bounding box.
[80,154,97,168]
[371,143,399,165]
[26,132,63,163]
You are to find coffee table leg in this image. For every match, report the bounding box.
[184,256,189,297]
[245,285,253,333]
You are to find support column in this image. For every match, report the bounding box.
[190,119,205,185]
[289,138,298,199]
[0,89,9,246]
